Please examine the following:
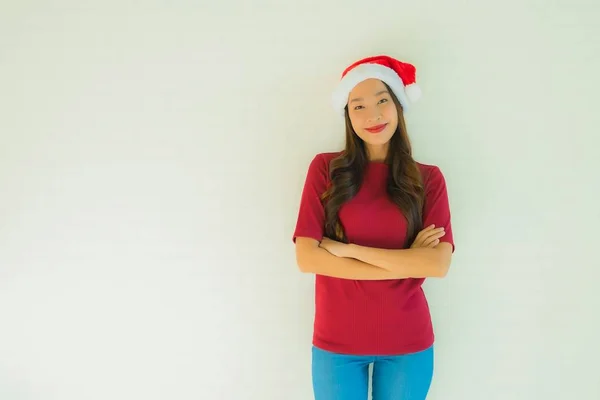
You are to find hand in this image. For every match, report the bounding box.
[411,224,445,249]
[319,237,349,258]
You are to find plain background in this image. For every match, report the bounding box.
[1,1,599,399]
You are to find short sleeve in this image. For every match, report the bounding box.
[292,153,329,243]
[422,165,455,252]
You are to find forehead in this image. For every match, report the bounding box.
[348,78,388,99]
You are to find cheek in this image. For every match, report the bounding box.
[348,113,364,130]
[383,107,398,127]
[383,104,397,119]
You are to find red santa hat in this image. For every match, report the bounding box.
[332,55,422,115]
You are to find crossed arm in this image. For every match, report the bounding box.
[295,237,452,280]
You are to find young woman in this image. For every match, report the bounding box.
[292,55,455,400]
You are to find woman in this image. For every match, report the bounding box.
[292,55,455,400]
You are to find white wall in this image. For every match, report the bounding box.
[1,1,599,399]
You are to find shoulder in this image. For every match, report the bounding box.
[306,151,343,176]
[310,151,343,165]
[300,151,344,189]
[415,161,447,188]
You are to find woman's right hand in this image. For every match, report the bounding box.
[410,224,445,249]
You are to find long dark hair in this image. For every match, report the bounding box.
[321,83,425,248]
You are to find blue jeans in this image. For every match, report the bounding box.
[311,345,434,400]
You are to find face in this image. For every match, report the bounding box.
[346,78,399,159]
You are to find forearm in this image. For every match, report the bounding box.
[346,244,451,278]
[297,246,408,280]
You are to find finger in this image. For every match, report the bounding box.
[422,228,445,239]
[418,224,435,234]
[429,230,446,238]
[424,232,445,243]
[428,239,440,248]
[422,239,438,248]
[421,224,435,233]
[422,237,440,247]
[415,225,436,241]
[422,232,445,246]
[411,238,424,248]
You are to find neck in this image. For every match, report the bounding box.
[366,143,388,162]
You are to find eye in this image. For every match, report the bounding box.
[353,105,364,110]
[378,98,388,104]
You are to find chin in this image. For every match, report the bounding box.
[361,137,392,147]
[361,130,394,143]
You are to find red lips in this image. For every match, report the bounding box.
[365,123,388,133]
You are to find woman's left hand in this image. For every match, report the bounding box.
[319,237,349,258]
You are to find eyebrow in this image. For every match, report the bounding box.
[349,90,389,103]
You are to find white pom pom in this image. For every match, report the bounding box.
[405,83,422,102]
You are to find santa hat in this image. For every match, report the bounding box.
[331,55,422,115]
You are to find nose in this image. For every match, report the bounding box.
[367,112,382,123]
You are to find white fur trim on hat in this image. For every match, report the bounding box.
[331,63,411,116]
[404,83,422,102]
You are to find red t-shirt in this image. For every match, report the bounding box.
[292,151,455,356]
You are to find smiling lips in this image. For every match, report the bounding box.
[365,123,388,133]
